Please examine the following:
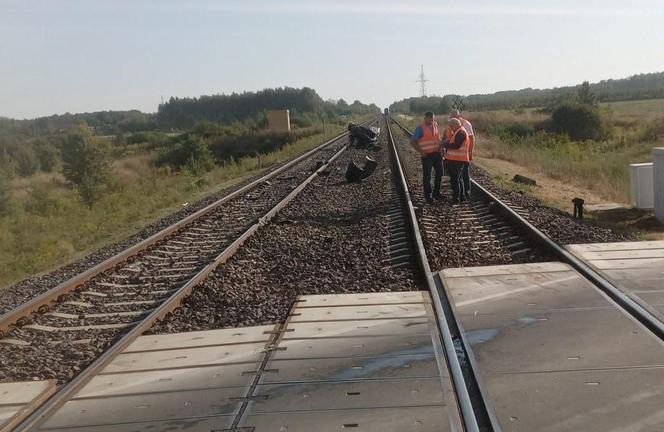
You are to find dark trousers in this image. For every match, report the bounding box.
[421,152,443,198]
[461,163,471,198]
[446,160,469,201]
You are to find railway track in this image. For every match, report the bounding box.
[389,115,663,339]
[4,114,662,431]
[1,119,383,411]
[388,115,664,431]
[8,116,430,430]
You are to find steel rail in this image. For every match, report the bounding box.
[469,180,664,340]
[385,116,480,432]
[0,119,373,338]
[390,113,663,343]
[14,118,376,431]
[390,114,664,432]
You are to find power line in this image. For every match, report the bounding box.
[416,64,429,97]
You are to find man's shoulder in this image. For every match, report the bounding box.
[461,118,474,134]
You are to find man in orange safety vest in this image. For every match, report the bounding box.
[410,111,444,203]
[450,109,474,201]
[442,118,470,204]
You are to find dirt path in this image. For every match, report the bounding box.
[474,156,664,240]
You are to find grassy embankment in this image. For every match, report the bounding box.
[0,124,346,289]
[471,99,664,203]
[397,99,664,204]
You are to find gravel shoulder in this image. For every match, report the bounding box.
[152,128,419,333]
[474,155,664,241]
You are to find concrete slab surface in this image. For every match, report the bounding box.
[104,341,266,373]
[441,262,664,431]
[282,318,431,338]
[290,303,428,321]
[262,354,439,383]
[239,291,462,430]
[124,324,275,353]
[567,241,664,322]
[37,292,463,431]
[273,334,435,359]
[0,380,55,432]
[244,406,452,432]
[42,387,243,429]
[40,416,234,431]
[79,363,256,398]
[295,291,430,307]
[252,378,446,413]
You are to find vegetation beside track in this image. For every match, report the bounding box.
[0,123,351,289]
[394,96,664,204]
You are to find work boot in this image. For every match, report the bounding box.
[425,194,434,204]
[431,192,443,201]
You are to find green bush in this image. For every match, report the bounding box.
[60,128,112,207]
[551,102,611,141]
[289,116,311,128]
[125,131,167,146]
[191,120,228,138]
[25,183,64,216]
[114,132,126,146]
[159,134,215,175]
[207,128,320,161]
[15,146,38,177]
[636,119,664,142]
[489,123,535,140]
[0,165,11,215]
[35,142,58,172]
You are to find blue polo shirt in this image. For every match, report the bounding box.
[412,124,434,141]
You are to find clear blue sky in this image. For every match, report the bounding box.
[2,0,663,119]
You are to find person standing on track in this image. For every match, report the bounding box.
[442,118,470,204]
[410,111,444,203]
[450,109,474,201]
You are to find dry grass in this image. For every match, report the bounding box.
[0,123,349,289]
[11,172,67,199]
[463,110,548,132]
[112,154,154,186]
[396,100,664,204]
[476,132,661,203]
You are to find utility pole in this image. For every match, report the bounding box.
[416,65,429,97]
[322,112,327,138]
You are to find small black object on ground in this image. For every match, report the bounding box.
[572,197,585,219]
[512,174,537,186]
[345,156,378,183]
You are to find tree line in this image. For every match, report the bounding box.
[157,87,379,130]
[0,87,379,211]
[0,87,379,138]
[389,71,664,113]
[0,110,157,137]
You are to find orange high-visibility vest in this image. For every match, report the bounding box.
[443,125,453,142]
[417,122,440,155]
[445,126,470,162]
[459,117,475,160]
